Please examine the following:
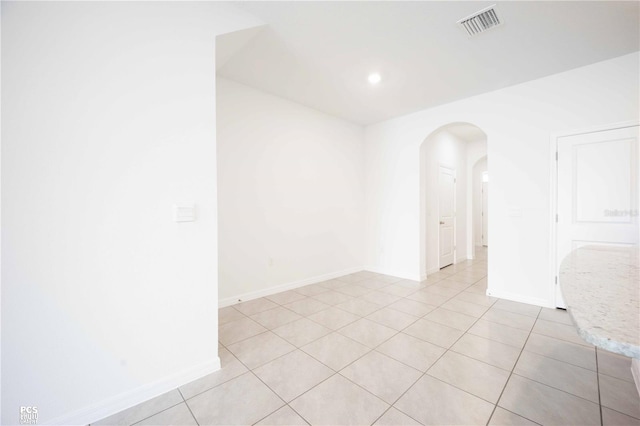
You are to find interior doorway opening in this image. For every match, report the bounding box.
[419,123,488,280]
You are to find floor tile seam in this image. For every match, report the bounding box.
[218,310,250,327]
[464,329,527,350]
[289,369,389,416]
[487,304,540,320]
[440,303,490,319]
[223,329,283,350]
[595,347,637,384]
[242,370,290,417]
[419,287,463,299]
[331,302,390,322]
[509,372,602,405]
[418,311,507,408]
[519,347,602,375]
[521,346,597,372]
[601,407,640,421]
[597,368,637,384]
[332,369,405,408]
[528,330,594,348]
[595,347,604,426]
[488,406,543,426]
[179,348,252,401]
[303,311,361,331]
[252,314,307,331]
[269,327,334,354]
[385,298,439,317]
[123,400,186,426]
[443,346,515,374]
[382,404,426,426]
[363,310,423,334]
[177,388,201,426]
[220,314,267,334]
[396,329,451,351]
[369,347,435,375]
[412,371,500,412]
[369,406,395,426]
[488,308,539,425]
[298,338,375,373]
[476,314,535,333]
[427,305,480,322]
[179,368,249,402]
[422,369,503,406]
[288,304,335,318]
[228,338,298,373]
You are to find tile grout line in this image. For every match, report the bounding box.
[370,284,496,425]
[485,307,544,426]
[177,388,201,426]
[595,347,603,426]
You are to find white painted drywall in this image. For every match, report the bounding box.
[466,140,488,258]
[419,129,468,278]
[217,78,365,304]
[1,3,262,424]
[473,157,488,247]
[365,52,639,306]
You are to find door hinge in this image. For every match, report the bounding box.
[555,213,558,222]
[555,276,558,285]
[555,151,558,161]
[454,178,457,183]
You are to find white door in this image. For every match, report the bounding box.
[439,166,455,268]
[556,125,639,307]
[481,180,489,247]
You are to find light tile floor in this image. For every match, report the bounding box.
[95,249,640,425]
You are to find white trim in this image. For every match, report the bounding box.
[219,266,363,307]
[47,358,221,426]
[549,120,640,308]
[486,289,554,309]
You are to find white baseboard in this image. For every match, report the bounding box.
[47,357,221,426]
[632,359,640,398]
[486,289,554,308]
[219,266,363,308]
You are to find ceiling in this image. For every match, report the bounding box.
[217,1,639,126]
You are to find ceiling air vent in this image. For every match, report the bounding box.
[457,5,502,37]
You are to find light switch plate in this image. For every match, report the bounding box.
[173,203,196,222]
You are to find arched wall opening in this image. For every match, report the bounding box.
[419,122,488,280]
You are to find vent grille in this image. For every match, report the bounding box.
[458,5,502,36]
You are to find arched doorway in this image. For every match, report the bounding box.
[419,122,487,280]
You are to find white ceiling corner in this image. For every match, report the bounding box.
[217,1,640,126]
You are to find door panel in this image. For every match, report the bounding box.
[439,166,455,268]
[556,125,639,307]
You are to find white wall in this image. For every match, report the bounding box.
[365,52,639,307]
[466,140,488,257]
[419,129,468,278]
[217,78,364,304]
[1,3,262,425]
[473,157,488,247]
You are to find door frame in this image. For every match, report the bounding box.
[438,163,456,269]
[481,178,488,247]
[548,120,639,308]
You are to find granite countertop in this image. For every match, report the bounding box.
[559,245,639,358]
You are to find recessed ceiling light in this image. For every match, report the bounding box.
[368,73,381,85]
